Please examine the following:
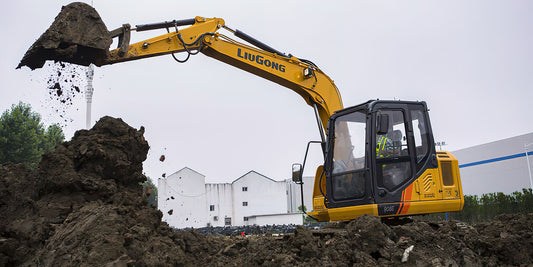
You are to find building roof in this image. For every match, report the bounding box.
[162,168,284,185]
[453,132,533,154]
[164,167,205,179]
[231,170,279,184]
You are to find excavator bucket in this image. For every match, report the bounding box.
[17,2,112,70]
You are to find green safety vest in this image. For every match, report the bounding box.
[376,136,389,157]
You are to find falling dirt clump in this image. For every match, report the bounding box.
[17,2,111,70]
[41,61,90,127]
[1,116,533,266]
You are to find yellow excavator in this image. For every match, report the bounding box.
[20,9,464,222]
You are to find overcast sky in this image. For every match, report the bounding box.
[2,0,532,183]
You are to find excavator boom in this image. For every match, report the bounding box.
[105,16,343,132]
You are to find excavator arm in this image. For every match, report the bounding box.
[104,16,343,134]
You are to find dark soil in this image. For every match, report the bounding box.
[1,116,532,266]
[17,2,111,70]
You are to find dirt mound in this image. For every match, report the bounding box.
[17,2,111,70]
[0,116,178,266]
[1,116,532,266]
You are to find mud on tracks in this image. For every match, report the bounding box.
[1,116,532,266]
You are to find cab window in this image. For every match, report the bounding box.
[410,108,431,171]
[375,110,411,191]
[331,110,366,200]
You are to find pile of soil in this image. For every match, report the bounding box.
[1,116,532,266]
[17,2,111,70]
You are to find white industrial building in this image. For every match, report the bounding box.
[158,168,306,229]
[452,132,533,196]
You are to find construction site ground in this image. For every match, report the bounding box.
[1,116,532,266]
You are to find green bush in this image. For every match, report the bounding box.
[421,188,533,223]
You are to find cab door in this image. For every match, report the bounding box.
[371,102,442,217]
[371,103,416,207]
[324,106,374,209]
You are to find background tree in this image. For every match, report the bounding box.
[423,188,533,223]
[41,124,64,152]
[0,102,65,168]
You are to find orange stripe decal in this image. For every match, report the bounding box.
[401,202,411,215]
[404,184,413,201]
[396,203,404,215]
[400,184,414,214]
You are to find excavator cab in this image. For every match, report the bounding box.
[307,100,463,222]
